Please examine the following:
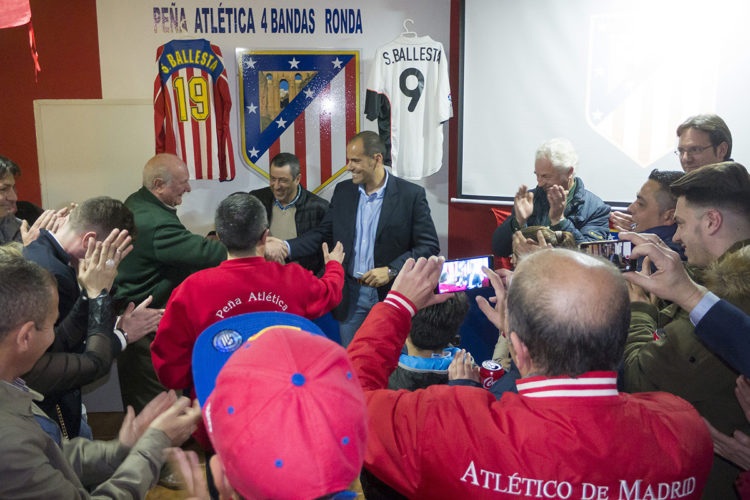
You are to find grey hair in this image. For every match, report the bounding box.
[535,138,578,175]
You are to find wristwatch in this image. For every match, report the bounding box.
[387,267,398,280]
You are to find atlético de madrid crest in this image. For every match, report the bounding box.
[585,12,718,167]
[239,50,360,193]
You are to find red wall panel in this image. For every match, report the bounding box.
[0,0,102,205]
[447,0,510,259]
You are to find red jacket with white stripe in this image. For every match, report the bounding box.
[347,293,713,500]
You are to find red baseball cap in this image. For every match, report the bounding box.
[200,324,368,499]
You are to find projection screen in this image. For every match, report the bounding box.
[459,0,750,206]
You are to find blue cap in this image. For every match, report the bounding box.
[191,311,324,405]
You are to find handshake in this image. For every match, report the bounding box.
[263,236,345,267]
[264,236,289,263]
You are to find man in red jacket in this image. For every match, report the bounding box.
[347,252,713,499]
[152,192,345,450]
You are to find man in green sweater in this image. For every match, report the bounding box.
[115,153,226,412]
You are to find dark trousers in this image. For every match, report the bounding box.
[117,332,167,413]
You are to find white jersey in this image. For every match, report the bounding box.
[365,35,452,179]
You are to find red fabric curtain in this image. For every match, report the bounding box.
[0,0,40,78]
[0,0,31,28]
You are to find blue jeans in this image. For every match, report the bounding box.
[36,404,93,445]
[338,283,379,347]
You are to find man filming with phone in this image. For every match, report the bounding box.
[609,169,686,261]
[346,254,712,498]
[620,161,750,498]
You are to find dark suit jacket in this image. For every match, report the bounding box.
[23,229,79,322]
[288,175,439,319]
[695,297,750,378]
[23,231,122,439]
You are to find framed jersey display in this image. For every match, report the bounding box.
[154,38,236,181]
[365,35,452,180]
[238,50,360,194]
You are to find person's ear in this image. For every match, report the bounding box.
[81,231,97,248]
[662,208,675,225]
[509,331,532,376]
[259,228,269,246]
[152,177,167,192]
[14,321,36,353]
[703,209,723,235]
[717,142,729,161]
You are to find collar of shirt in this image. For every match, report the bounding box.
[160,200,178,212]
[516,371,618,398]
[357,169,389,199]
[273,185,302,210]
[3,378,44,401]
[0,213,22,242]
[352,171,389,277]
[42,229,73,266]
[565,177,577,205]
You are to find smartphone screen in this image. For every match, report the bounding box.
[437,256,494,294]
[579,240,637,272]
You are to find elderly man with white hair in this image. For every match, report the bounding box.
[492,138,610,257]
[115,153,227,413]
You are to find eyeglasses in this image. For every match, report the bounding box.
[674,145,713,157]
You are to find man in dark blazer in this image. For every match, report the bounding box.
[23,197,134,322]
[21,197,148,439]
[266,131,440,345]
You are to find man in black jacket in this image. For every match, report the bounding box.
[23,198,159,438]
[250,152,329,274]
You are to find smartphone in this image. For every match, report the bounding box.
[579,240,637,272]
[437,255,494,294]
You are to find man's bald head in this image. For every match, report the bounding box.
[143,154,191,207]
[507,248,630,377]
[143,153,185,189]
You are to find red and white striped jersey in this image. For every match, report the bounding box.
[154,39,235,181]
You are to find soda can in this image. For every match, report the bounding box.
[479,360,505,389]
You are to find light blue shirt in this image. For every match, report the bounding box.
[352,171,389,278]
[273,185,301,210]
[689,291,720,326]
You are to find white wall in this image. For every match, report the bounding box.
[95,0,452,252]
